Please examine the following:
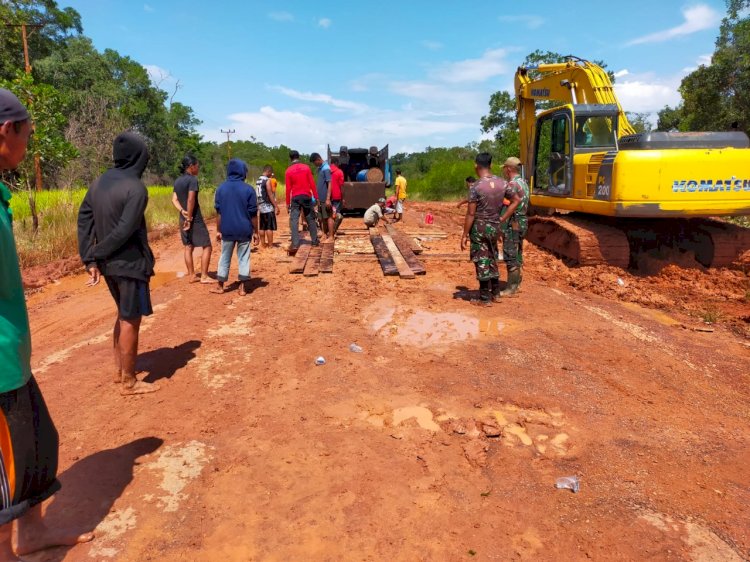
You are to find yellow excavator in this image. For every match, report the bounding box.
[515,56,750,268]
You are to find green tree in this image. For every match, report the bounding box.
[657,1,750,135]
[0,0,81,79]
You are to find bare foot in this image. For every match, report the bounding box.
[113,371,122,383]
[210,285,226,294]
[188,277,200,284]
[238,283,247,296]
[15,527,94,556]
[120,380,160,395]
[199,277,217,284]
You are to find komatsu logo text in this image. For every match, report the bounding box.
[672,179,750,193]
[531,88,550,97]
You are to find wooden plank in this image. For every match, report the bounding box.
[303,245,322,276]
[381,231,415,279]
[319,241,334,273]
[289,234,311,274]
[368,227,398,276]
[385,225,426,275]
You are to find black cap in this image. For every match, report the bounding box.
[0,89,30,123]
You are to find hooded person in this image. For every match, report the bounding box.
[77,131,160,395]
[212,158,259,295]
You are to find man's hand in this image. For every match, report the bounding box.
[275,205,280,216]
[252,233,259,246]
[85,265,101,287]
[460,233,469,251]
[180,209,189,219]
[182,218,191,231]
[216,232,222,242]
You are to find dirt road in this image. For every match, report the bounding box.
[23,203,749,561]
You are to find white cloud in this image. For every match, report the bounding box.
[271,86,369,113]
[421,40,443,50]
[389,80,487,114]
[614,75,682,113]
[626,4,721,46]
[200,106,475,154]
[432,48,510,83]
[318,17,331,28]
[614,69,630,78]
[349,73,386,92]
[498,14,544,29]
[144,64,174,87]
[269,11,293,22]
[143,3,154,12]
[681,53,713,73]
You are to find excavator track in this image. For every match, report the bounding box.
[528,215,750,269]
[527,215,631,268]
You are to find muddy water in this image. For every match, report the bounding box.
[368,302,505,346]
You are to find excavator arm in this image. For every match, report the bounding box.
[515,58,637,166]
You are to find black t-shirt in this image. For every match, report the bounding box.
[173,174,203,222]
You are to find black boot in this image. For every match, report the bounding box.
[499,267,521,297]
[471,280,492,305]
[490,278,502,302]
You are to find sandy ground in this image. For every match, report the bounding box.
[21,202,750,561]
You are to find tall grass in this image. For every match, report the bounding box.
[10,185,217,269]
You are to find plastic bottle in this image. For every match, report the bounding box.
[425,212,434,225]
[349,343,363,353]
[315,356,326,366]
[555,476,580,493]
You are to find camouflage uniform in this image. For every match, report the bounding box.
[468,176,507,282]
[501,174,530,269]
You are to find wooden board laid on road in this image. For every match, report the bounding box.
[303,245,322,276]
[368,227,398,276]
[385,225,426,275]
[319,241,334,273]
[380,231,415,279]
[289,234,312,274]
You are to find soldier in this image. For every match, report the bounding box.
[499,156,530,296]
[460,153,521,304]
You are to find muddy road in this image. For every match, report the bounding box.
[23,203,749,561]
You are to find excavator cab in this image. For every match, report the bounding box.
[532,104,619,198]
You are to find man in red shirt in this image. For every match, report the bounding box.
[329,156,345,235]
[285,150,319,253]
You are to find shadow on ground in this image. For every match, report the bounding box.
[139,340,201,383]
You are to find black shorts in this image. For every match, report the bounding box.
[180,218,211,247]
[259,211,277,231]
[0,376,60,525]
[105,275,153,319]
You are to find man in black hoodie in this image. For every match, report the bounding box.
[78,132,160,395]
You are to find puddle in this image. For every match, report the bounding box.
[367,302,506,346]
[392,406,441,432]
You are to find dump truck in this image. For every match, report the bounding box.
[514,56,750,268]
[327,144,391,212]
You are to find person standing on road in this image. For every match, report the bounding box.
[499,156,530,295]
[393,169,407,222]
[285,150,319,254]
[363,198,391,228]
[255,164,280,249]
[329,156,345,235]
[78,132,160,395]
[456,176,476,208]
[0,88,94,561]
[172,155,215,283]
[460,152,521,305]
[310,153,334,241]
[212,158,259,296]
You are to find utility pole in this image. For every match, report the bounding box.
[220,128,236,160]
[4,22,44,191]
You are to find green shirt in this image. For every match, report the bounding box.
[0,181,32,393]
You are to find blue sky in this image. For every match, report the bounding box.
[63,0,728,154]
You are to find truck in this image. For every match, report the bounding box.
[327,144,391,213]
[515,56,750,268]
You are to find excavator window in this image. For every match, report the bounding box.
[533,112,571,196]
[575,116,616,148]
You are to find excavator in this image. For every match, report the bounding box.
[515,56,750,268]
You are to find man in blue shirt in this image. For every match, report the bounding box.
[212,159,259,295]
[310,153,333,241]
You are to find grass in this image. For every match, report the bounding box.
[10,186,217,269]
